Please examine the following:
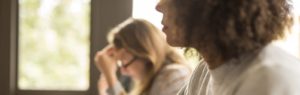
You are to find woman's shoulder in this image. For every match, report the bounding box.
[165,63,191,69]
[157,63,192,80]
[148,63,192,95]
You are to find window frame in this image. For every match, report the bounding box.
[0,0,132,95]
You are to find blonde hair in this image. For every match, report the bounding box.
[108,18,186,95]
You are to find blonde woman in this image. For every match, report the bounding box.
[94,18,191,95]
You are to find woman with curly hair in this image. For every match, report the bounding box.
[156,0,300,95]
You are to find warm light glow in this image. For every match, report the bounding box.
[132,0,162,29]
[274,0,300,58]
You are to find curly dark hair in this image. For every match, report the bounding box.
[173,0,293,62]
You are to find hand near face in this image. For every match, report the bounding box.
[94,45,119,86]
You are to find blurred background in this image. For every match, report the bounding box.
[1,0,300,95]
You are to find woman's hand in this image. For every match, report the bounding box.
[98,75,108,95]
[94,45,119,86]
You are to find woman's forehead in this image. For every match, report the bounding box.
[116,48,131,57]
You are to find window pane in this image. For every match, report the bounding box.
[18,0,90,90]
[132,0,162,29]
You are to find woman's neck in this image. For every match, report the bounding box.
[196,46,226,70]
[203,53,225,70]
[199,46,261,70]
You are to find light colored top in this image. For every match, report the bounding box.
[148,63,192,95]
[108,63,192,95]
[178,43,300,95]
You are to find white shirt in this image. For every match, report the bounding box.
[178,44,300,95]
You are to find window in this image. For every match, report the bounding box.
[1,0,132,95]
[19,0,90,91]
[132,0,162,29]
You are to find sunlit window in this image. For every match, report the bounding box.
[19,0,90,90]
[132,0,162,29]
